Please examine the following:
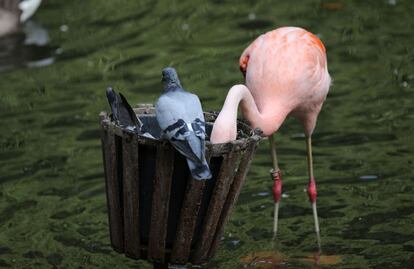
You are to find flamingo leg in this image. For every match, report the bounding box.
[306,136,321,251]
[269,135,282,239]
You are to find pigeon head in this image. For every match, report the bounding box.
[162,67,182,90]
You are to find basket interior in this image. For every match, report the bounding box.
[137,114,252,142]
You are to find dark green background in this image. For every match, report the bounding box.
[0,0,413,268]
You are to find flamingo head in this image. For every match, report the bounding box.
[239,55,249,78]
[210,111,237,144]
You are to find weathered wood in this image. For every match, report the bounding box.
[101,123,124,252]
[170,151,213,263]
[192,144,239,263]
[133,105,155,115]
[122,133,140,259]
[170,178,205,263]
[207,138,259,259]
[147,144,175,262]
[100,107,262,265]
[153,262,169,269]
[103,112,257,156]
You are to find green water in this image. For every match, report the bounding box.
[1,0,414,268]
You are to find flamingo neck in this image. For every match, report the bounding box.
[210,84,288,144]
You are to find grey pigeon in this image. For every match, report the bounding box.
[106,87,154,139]
[155,67,212,180]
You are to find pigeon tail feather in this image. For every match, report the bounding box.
[187,158,212,180]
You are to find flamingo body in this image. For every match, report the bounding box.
[211,27,331,246]
[239,27,331,137]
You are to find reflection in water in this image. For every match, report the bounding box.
[240,251,289,268]
[23,20,49,46]
[0,0,54,72]
[0,19,54,72]
[240,250,342,268]
[299,254,342,267]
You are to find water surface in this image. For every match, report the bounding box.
[1,0,413,268]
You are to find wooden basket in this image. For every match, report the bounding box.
[99,105,261,266]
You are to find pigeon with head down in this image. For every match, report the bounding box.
[155,67,212,180]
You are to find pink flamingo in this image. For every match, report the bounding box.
[211,27,331,247]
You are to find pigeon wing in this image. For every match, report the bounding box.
[181,92,211,179]
[119,92,143,130]
[115,92,135,127]
[186,93,207,137]
[156,95,203,164]
[106,87,118,121]
[172,136,203,164]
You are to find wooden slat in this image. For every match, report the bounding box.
[170,151,212,263]
[101,123,124,252]
[170,177,205,263]
[207,138,259,259]
[122,133,140,259]
[192,144,239,263]
[147,144,175,262]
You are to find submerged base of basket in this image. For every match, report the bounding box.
[100,107,261,265]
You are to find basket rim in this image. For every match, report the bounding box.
[99,105,262,153]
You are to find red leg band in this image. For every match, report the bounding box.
[308,177,317,203]
[271,169,282,203]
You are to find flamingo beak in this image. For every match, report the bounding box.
[240,65,246,78]
[239,55,249,78]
